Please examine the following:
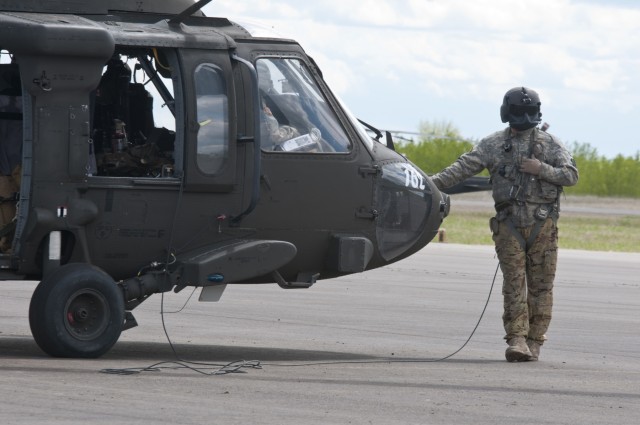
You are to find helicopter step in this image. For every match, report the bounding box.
[272,269,318,289]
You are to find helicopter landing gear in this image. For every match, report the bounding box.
[29,263,125,358]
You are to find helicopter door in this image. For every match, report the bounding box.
[241,55,376,277]
[179,50,237,193]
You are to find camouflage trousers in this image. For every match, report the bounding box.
[491,217,558,344]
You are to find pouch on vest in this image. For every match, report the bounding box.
[535,205,549,221]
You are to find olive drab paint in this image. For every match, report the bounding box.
[0,0,487,358]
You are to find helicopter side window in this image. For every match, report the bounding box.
[256,58,351,153]
[91,49,176,178]
[194,64,228,175]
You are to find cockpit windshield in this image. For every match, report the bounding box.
[334,93,375,151]
[256,57,351,153]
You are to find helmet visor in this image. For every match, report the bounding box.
[509,104,539,117]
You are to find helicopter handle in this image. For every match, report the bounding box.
[230,51,262,225]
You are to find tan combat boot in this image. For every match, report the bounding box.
[526,339,541,361]
[505,336,533,362]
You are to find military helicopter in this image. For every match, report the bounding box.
[0,0,485,358]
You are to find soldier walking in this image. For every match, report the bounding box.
[431,87,579,361]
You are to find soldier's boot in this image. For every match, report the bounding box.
[505,336,533,362]
[526,339,541,361]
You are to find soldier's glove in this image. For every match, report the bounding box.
[520,158,542,176]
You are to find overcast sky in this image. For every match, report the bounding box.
[204,0,640,158]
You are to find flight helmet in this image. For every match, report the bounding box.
[500,86,542,130]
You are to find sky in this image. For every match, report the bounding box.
[203,0,640,158]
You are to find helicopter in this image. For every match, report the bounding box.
[0,0,487,358]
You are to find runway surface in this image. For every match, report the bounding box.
[1,243,639,424]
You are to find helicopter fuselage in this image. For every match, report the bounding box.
[0,0,450,357]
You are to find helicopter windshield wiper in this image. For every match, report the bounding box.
[357,118,383,141]
[357,119,395,151]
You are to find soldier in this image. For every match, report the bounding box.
[431,87,579,362]
[257,60,300,147]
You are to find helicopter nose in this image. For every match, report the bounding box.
[374,162,448,262]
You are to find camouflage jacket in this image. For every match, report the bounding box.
[431,127,579,227]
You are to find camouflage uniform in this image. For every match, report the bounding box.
[431,126,578,350]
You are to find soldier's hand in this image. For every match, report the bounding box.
[520,158,542,175]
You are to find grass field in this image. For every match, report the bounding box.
[438,193,640,253]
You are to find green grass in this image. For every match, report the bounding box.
[439,211,640,252]
[558,215,640,251]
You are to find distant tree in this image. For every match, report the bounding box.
[567,141,600,161]
[396,120,475,175]
[564,142,640,197]
[418,120,463,141]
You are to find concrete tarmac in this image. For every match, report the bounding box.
[1,243,639,425]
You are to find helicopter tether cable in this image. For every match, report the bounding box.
[100,290,263,376]
[101,258,500,375]
[262,259,500,367]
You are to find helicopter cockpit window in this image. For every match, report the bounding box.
[257,58,351,153]
[194,64,228,175]
[91,48,176,178]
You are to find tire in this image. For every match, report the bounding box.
[29,263,125,358]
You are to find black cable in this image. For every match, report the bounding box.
[262,259,501,367]
[162,286,198,314]
[101,360,262,376]
[100,292,263,376]
[102,250,500,375]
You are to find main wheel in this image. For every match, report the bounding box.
[29,263,125,358]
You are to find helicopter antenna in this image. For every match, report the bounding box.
[168,0,213,25]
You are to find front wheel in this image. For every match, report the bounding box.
[29,263,125,358]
